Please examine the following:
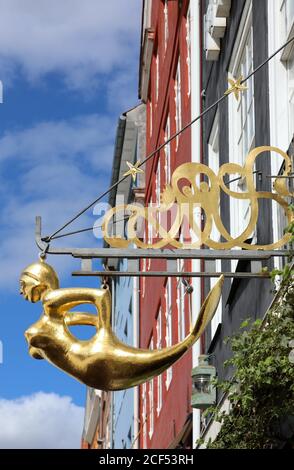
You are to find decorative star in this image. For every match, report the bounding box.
[123,161,144,182]
[224,76,248,101]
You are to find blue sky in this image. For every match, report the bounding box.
[0,0,141,448]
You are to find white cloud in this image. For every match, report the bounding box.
[0,392,84,449]
[0,115,113,289]
[0,114,113,168]
[0,0,141,94]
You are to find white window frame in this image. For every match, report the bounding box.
[176,275,186,342]
[268,0,294,271]
[155,160,161,207]
[155,159,161,233]
[208,112,223,339]
[156,308,163,415]
[165,278,173,388]
[142,383,147,449]
[148,338,154,439]
[155,52,159,104]
[148,199,154,245]
[186,6,191,97]
[228,1,255,269]
[208,111,220,242]
[280,0,294,57]
[287,53,294,140]
[228,3,255,165]
[142,259,146,297]
[176,233,186,342]
[149,101,153,137]
[164,0,169,51]
[164,115,171,184]
[174,58,182,149]
[281,0,294,137]
[105,417,110,449]
[157,374,163,417]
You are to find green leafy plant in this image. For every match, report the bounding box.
[269,264,293,284]
[201,276,294,449]
[285,203,294,244]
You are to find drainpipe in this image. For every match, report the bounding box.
[191,0,202,448]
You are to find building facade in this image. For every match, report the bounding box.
[105,105,145,449]
[82,105,146,449]
[81,387,112,449]
[138,0,194,449]
[82,0,293,449]
[198,0,294,445]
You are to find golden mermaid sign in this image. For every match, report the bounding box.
[102,146,293,250]
[20,260,223,391]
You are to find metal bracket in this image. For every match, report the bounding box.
[72,270,270,279]
[36,216,292,279]
[36,217,291,260]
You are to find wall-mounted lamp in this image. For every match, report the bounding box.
[191,355,216,409]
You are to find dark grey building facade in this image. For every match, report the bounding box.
[199,0,293,441]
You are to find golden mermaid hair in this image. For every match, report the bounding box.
[21,259,59,290]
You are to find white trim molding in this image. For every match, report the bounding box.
[140,28,155,103]
[204,0,232,61]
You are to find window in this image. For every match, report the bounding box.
[268,0,294,267]
[176,276,186,342]
[142,259,146,297]
[228,4,255,253]
[155,161,161,207]
[174,59,182,149]
[105,417,110,449]
[164,116,171,184]
[148,338,154,439]
[278,0,294,135]
[208,112,222,338]
[157,374,163,417]
[155,52,159,103]
[186,7,191,96]
[165,278,173,388]
[142,383,147,448]
[229,25,255,163]
[155,161,161,234]
[288,54,294,138]
[281,0,294,42]
[149,101,153,137]
[156,308,163,415]
[164,0,169,50]
[177,235,186,342]
[208,111,220,241]
[148,199,154,245]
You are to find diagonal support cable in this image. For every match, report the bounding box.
[46,35,294,242]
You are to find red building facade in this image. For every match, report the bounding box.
[139,0,193,449]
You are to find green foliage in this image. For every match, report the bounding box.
[204,276,294,449]
[285,203,294,244]
[269,264,294,284]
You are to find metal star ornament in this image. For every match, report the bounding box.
[224,76,248,101]
[123,161,144,182]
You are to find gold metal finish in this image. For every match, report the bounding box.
[20,260,224,391]
[224,76,248,101]
[102,146,293,250]
[123,160,144,182]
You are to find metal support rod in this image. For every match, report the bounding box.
[266,175,294,179]
[226,170,262,185]
[35,217,291,260]
[72,271,270,279]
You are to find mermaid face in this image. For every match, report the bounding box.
[25,312,69,363]
[20,275,42,303]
